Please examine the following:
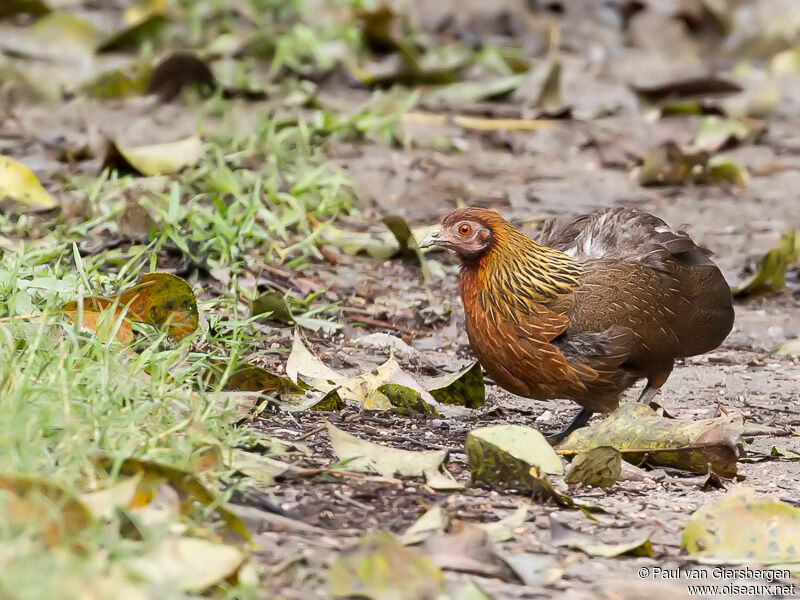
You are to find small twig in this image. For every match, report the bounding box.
[296,424,326,441]
[333,491,372,512]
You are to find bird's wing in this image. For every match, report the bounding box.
[466,293,632,407]
[538,207,712,275]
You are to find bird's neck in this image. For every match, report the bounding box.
[459,228,583,312]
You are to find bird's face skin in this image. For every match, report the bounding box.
[419,216,493,261]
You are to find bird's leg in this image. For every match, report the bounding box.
[636,365,673,404]
[635,384,660,404]
[545,408,594,445]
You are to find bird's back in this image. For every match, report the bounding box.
[538,208,734,363]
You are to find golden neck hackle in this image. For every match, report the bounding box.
[459,219,583,318]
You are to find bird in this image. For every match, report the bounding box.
[419,207,734,442]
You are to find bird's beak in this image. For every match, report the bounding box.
[418,229,441,249]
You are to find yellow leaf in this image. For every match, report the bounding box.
[102,135,203,176]
[0,155,58,212]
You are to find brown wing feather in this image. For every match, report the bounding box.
[464,289,634,412]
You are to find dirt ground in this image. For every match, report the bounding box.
[252,4,800,597]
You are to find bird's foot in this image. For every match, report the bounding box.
[544,408,594,446]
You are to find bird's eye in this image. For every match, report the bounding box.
[458,224,472,236]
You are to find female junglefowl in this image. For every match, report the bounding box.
[419,207,734,441]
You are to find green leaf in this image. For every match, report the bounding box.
[377,383,440,416]
[466,425,563,477]
[550,518,653,557]
[329,532,443,600]
[564,446,621,488]
[327,421,447,478]
[97,13,167,53]
[693,116,765,152]
[424,362,485,408]
[778,338,800,356]
[682,487,800,564]
[0,154,58,213]
[250,289,294,324]
[733,230,799,297]
[558,404,743,477]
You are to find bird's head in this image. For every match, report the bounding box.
[419,207,508,262]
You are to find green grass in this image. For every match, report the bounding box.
[0,0,431,595]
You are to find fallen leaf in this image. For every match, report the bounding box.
[448,581,493,600]
[423,466,464,491]
[250,289,294,324]
[682,487,800,564]
[466,425,564,477]
[476,503,529,543]
[146,51,216,102]
[423,74,525,107]
[82,61,153,100]
[96,456,251,543]
[465,427,579,504]
[329,532,443,600]
[550,518,653,557]
[205,362,303,396]
[557,404,743,477]
[382,214,443,280]
[229,449,292,484]
[378,383,440,416]
[320,219,438,261]
[285,331,440,412]
[692,116,765,152]
[499,553,564,587]
[424,362,485,409]
[130,536,246,592]
[564,446,622,488]
[772,46,800,74]
[777,338,800,356]
[733,230,799,297]
[97,4,167,53]
[285,329,341,385]
[401,505,449,546]
[79,473,143,520]
[403,112,558,132]
[61,272,199,343]
[423,525,504,577]
[0,0,51,19]
[533,59,567,114]
[636,141,748,187]
[102,135,203,176]
[0,154,58,213]
[632,76,742,103]
[250,290,341,333]
[327,421,447,478]
[0,474,92,545]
